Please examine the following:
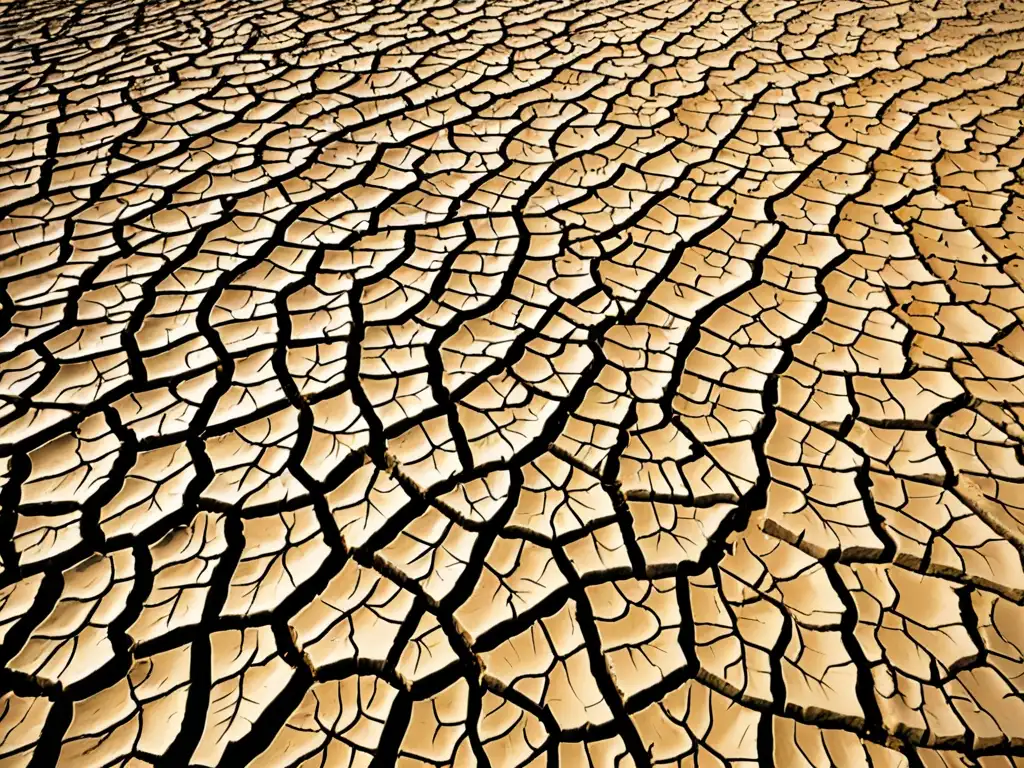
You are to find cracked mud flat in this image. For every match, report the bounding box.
[2,0,1024,766]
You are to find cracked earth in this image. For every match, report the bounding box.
[1,0,1024,765]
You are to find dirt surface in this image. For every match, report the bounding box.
[1,0,1024,765]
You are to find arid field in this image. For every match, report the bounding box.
[1,0,1024,765]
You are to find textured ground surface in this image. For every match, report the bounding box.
[1,0,1024,765]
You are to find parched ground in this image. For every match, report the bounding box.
[1,0,1024,765]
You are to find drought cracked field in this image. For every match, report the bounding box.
[2,0,1024,765]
